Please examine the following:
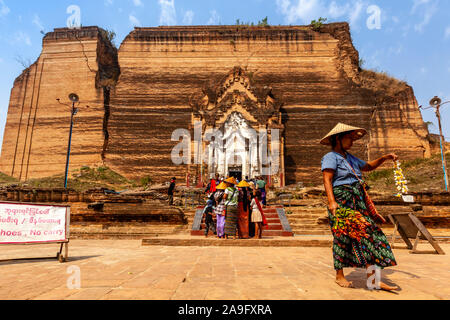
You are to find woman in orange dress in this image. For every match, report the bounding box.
[237,180,251,239]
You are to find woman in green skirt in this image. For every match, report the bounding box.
[223,177,239,240]
[321,123,399,291]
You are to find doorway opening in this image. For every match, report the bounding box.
[228,166,242,182]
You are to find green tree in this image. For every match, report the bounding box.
[257,17,269,26]
[310,17,328,31]
[100,28,117,47]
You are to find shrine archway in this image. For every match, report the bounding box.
[190,67,285,186]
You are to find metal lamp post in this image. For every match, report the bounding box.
[422,96,449,191]
[58,94,80,189]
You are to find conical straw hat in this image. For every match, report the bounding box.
[237,180,250,188]
[216,182,227,190]
[320,123,367,146]
[224,177,237,185]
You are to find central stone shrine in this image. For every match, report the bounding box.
[0,23,431,187]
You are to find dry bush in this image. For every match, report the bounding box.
[360,69,409,98]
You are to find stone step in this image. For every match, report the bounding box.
[197,223,283,231]
[288,209,327,213]
[293,230,331,235]
[261,230,294,237]
[71,232,175,240]
[291,225,329,230]
[288,218,323,224]
[71,223,185,239]
[71,213,186,224]
[286,212,327,217]
[290,223,329,228]
[71,224,183,232]
[190,230,294,237]
[292,230,330,235]
[142,237,332,247]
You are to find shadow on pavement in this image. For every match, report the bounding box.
[346,268,402,294]
[0,255,101,266]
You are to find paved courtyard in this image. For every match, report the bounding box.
[0,240,449,300]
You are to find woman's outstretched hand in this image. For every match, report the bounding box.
[384,153,399,162]
[328,201,339,216]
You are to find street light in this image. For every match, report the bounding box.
[57,94,79,189]
[420,96,449,191]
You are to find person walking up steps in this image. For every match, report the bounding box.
[168,177,176,206]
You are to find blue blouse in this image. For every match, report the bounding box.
[321,152,367,187]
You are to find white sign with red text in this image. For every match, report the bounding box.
[0,202,70,244]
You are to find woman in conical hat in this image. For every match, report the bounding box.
[321,123,399,291]
[214,182,227,238]
[236,180,251,239]
[224,176,237,185]
[216,182,227,190]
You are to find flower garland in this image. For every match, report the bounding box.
[394,160,409,197]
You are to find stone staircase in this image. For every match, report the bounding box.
[262,207,294,237]
[286,207,330,236]
[70,201,189,240]
[71,224,186,240]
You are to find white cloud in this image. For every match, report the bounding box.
[411,0,431,14]
[348,1,364,28]
[388,44,403,56]
[360,48,382,69]
[328,1,349,19]
[183,10,194,25]
[276,0,365,28]
[13,31,32,46]
[129,14,141,27]
[158,0,176,26]
[276,0,323,24]
[207,10,220,25]
[0,57,3,63]
[133,0,143,7]
[0,0,10,17]
[411,0,437,33]
[32,14,45,32]
[104,0,113,6]
[445,26,450,39]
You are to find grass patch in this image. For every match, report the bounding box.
[0,172,19,185]
[364,152,450,193]
[0,166,135,192]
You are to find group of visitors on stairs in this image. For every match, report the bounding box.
[203,176,268,240]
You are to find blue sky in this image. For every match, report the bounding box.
[0,0,449,154]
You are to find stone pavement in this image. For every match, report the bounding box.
[0,240,449,300]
